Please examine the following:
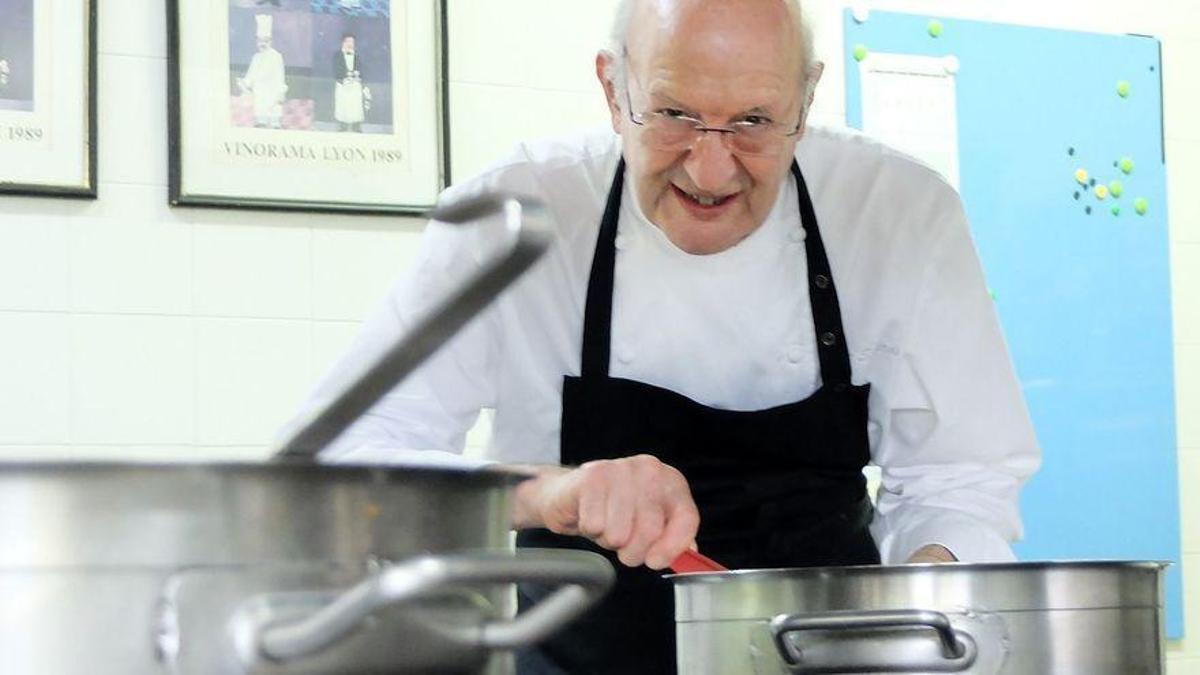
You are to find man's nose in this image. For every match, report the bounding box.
[683,131,739,193]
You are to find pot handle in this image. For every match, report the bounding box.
[255,549,614,662]
[272,192,551,460]
[769,609,978,673]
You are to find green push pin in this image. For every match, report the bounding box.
[1117,81,1132,98]
[853,44,869,62]
[1119,157,1134,174]
[1109,180,1124,198]
[1134,197,1149,216]
[1111,205,1121,216]
[928,20,944,38]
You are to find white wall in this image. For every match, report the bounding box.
[0,0,1196,669]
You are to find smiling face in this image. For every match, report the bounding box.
[598,0,819,255]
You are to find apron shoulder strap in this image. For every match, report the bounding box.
[791,160,854,386]
[579,158,625,379]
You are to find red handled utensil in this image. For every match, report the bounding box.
[669,549,728,573]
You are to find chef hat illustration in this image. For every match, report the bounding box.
[255,14,273,40]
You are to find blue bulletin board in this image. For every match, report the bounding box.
[844,11,1182,637]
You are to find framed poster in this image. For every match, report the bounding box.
[168,0,448,214]
[0,0,97,198]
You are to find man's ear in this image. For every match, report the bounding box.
[596,50,623,134]
[805,61,825,109]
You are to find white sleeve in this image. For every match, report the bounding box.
[869,193,1042,564]
[282,209,509,469]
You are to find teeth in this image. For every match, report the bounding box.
[691,192,718,206]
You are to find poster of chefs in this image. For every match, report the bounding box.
[226,0,396,135]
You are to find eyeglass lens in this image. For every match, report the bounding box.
[641,117,779,155]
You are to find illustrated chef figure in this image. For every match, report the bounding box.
[288,0,1042,672]
[237,14,287,129]
[333,33,369,132]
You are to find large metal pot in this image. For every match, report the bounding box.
[0,193,605,673]
[0,462,613,673]
[670,561,1166,674]
[0,193,590,673]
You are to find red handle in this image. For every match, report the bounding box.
[668,549,728,573]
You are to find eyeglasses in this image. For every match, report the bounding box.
[622,62,804,156]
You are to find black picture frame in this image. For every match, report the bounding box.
[0,0,98,199]
[167,0,450,215]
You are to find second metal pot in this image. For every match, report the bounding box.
[670,560,1165,674]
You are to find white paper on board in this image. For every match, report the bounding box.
[859,52,961,190]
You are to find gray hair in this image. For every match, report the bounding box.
[603,0,819,105]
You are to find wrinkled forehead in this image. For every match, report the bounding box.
[628,0,806,82]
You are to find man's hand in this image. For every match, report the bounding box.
[509,454,700,570]
[906,544,957,564]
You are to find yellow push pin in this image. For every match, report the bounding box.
[1075,168,1089,186]
[1094,185,1109,200]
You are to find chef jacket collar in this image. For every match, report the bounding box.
[618,161,801,271]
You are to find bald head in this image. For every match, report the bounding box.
[607,0,816,94]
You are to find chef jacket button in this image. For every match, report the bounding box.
[820,331,838,347]
[616,346,634,363]
[789,228,806,243]
[787,344,805,363]
[615,233,631,250]
[814,274,830,289]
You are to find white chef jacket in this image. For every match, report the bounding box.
[293,125,1041,565]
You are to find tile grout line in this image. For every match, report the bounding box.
[0,307,364,324]
[64,212,76,447]
[190,213,199,447]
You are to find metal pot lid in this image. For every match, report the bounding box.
[670,560,1167,619]
[667,559,1169,583]
[0,459,532,485]
[0,461,529,567]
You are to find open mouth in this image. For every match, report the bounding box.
[672,184,736,209]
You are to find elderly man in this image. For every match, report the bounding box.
[293,0,1040,672]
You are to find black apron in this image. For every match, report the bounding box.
[516,159,880,675]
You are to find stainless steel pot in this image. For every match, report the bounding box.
[0,193,617,673]
[670,561,1166,674]
[0,462,613,674]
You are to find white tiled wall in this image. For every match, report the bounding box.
[0,0,1196,667]
[0,312,70,445]
[69,313,194,445]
